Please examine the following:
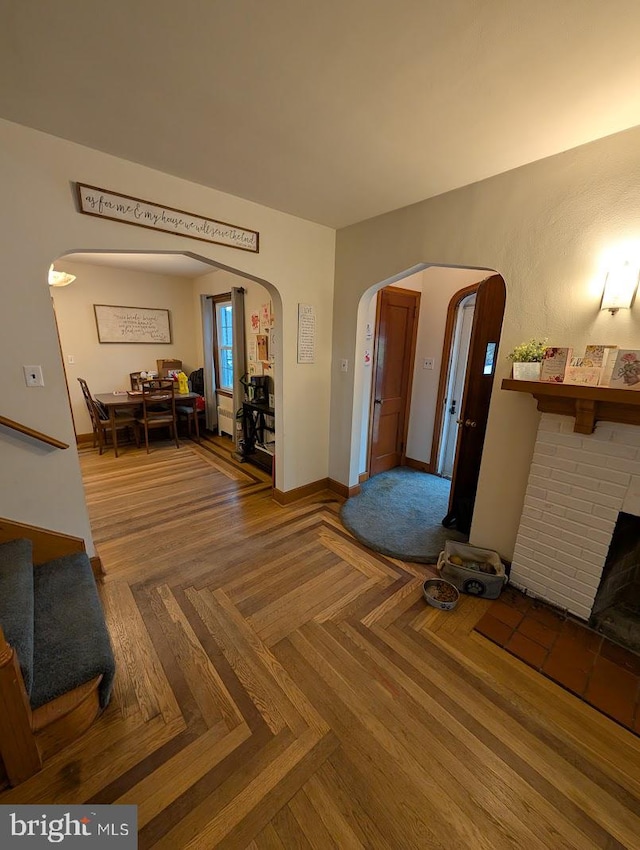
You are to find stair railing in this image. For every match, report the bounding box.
[0,416,69,450]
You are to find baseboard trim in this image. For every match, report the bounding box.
[76,433,94,446]
[0,518,86,565]
[90,556,105,582]
[405,456,431,473]
[328,479,361,498]
[273,478,330,505]
[358,472,369,484]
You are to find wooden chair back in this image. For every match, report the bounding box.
[141,380,175,411]
[137,380,179,451]
[130,372,146,391]
[77,378,138,456]
[78,377,96,416]
[77,378,106,438]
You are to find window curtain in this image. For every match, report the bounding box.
[201,294,217,432]
[231,286,246,446]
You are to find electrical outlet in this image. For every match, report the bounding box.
[23,365,44,387]
[423,358,435,370]
[340,359,348,372]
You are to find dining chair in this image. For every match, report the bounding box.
[176,368,205,441]
[77,377,139,456]
[176,399,201,442]
[136,380,179,453]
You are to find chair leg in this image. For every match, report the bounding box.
[144,424,150,454]
[125,424,139,448]
[173,421,180,449]
[194,408,200,443]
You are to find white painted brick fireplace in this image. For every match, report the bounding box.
[510,413,640,620]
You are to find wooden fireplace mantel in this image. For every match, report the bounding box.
[501,379,640,434]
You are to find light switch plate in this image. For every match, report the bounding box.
[24,365,44,387]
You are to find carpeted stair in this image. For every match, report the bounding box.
[0,539,115,710]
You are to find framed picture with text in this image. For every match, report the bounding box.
[93,304,172,344]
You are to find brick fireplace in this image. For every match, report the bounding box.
[510,413,640,633]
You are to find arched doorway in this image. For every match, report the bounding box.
[49,249,284,487]
[350,264,506,541]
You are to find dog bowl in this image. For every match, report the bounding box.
[422,578,459,611]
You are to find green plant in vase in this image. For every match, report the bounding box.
[507,338,547,380]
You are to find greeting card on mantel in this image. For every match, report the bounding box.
[539,347,572,383]
[564,359,602,387]
[609,350,640,390]
[583,344,616,366]
[582,345,618,386]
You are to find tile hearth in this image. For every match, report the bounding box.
[475,586,640,736]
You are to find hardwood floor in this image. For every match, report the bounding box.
[2,435,640,848]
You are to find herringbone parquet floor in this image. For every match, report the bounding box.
[2,436,640,848]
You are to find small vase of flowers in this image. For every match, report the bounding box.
[507,338,547,380]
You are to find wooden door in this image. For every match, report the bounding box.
[368,287,420,476]
[442,274,506,533]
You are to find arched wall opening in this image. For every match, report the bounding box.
[0,121,335,559]
[348,262,502,491]
[50,249,284,487]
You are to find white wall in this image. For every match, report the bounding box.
[358,267,488,474]
[52,260,199,435]
[0,118,334,552]
[332,124,640,560]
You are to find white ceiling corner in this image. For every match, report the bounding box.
[2,1,640,228]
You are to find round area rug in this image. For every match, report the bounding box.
[340,467,468,563]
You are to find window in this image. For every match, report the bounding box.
[214,298,233,392]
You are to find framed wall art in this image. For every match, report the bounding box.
[93,304,172,344]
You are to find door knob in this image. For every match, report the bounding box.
[456,418,477,427]
[374,398,382,405]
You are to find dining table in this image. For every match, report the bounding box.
[94,391,201,455]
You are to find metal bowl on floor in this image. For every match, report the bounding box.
[422,578,459,611]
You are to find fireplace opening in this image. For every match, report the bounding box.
[590,512,640,654]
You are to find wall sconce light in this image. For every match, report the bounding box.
[48,264,76,287]
[601,261,639,314]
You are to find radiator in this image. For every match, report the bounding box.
[217,406,235,437]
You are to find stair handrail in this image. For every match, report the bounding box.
[0,416,69,450]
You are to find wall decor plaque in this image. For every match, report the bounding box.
[94,304,172,344]
[76,183,259,253]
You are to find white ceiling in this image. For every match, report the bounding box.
[3,1,640,228]
[59,252,218,278]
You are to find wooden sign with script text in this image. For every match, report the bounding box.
[76,183,259,252]
[94,304,172,344]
